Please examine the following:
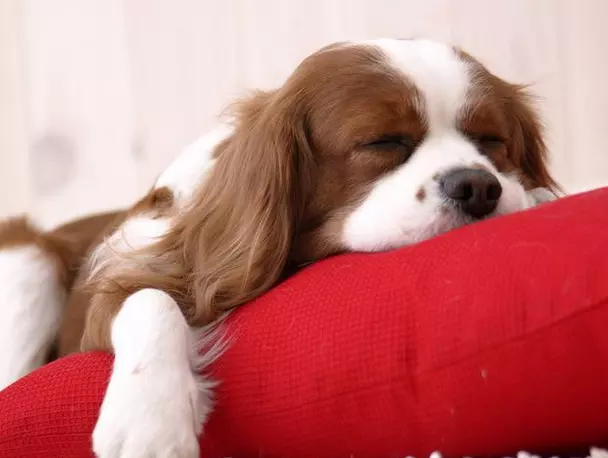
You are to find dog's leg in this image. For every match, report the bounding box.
[0,218,67,390]
[92,288,210,458]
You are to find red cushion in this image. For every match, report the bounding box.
[2,188,608,458]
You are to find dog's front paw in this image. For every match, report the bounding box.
[92,364,202,458]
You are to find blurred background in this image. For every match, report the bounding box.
[1,0,607,228]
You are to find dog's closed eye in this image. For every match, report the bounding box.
[363,135,416,161]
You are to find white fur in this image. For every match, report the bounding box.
[591,448,608,458]
[89,126,233,280]
[526,186,558,206]
[87,216,172,282]
[343,39,531,251]
[91,129,232,456]
[0,245,65,390]
[154,125,232,205]
[93,289,204,458]
[425,450,608,458]
[89,220,230,457]
[366,38,470,128]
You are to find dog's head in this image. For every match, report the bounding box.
[168,38,557,316]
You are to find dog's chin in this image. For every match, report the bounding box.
[390,205,474,249]
[409,188,554,249]
[415,200,500,244]
[341,192,529,254]
[436,201,477,228]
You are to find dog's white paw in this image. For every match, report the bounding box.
[92,364,201,458]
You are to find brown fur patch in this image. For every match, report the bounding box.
[59,188,176,354]
[456,47,559,192]
[471,162,489,171]
[0,217,72,289]
[0,210,123,360]
[416,187,426,202]
[54,211,126,356]
[130,186,174,216]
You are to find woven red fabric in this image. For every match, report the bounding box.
[1,188,608,458]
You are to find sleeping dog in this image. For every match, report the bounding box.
[0,39,558,457]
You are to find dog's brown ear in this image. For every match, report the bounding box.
[177,89,314,323]
[508,85,560,193]
[76,87,315,331]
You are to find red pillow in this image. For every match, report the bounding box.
[1,188,608,458]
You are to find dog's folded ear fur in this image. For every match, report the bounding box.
[526,187,560,208]
[177,88,315,323]
[508,85,561,194]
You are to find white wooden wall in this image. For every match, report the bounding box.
[1,0,607,228]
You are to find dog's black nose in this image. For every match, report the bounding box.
[439,168,502,218]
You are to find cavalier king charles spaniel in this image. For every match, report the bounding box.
[0,39,558,457]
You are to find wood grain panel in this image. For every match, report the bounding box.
[1,0,606,225]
